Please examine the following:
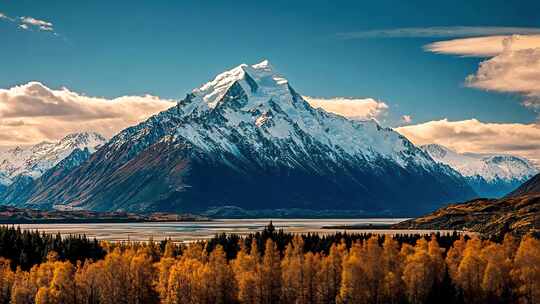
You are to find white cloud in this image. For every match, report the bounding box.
[0,82,175,146]
[0,12,57,34]
[425,35,540,57]
[19,16,54,32]
[338,26,540,39]
[426,34,540,109]
[303,96,389,121]
[396,119,540,166]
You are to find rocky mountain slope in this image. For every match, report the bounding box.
[16,61,475,215]
[394,173,540,236]
[421,144,538,197]
[506,173,540,197]
[0,132,106,186]
[0,148,94,207]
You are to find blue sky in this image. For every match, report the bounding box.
[1,0,540,163]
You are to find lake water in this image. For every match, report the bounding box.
[12,218,456,242]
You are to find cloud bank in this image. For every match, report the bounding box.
[303,96,389,121]
[0,82,175,146]
[338,26,540,39]
[426,34,540,109]
[397,119,540,166]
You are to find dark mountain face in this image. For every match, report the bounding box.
[506,174,540,198]
[25,137,473,215]
[465,176,526,198]
[16,61,475,216]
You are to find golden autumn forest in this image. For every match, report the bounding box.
[0,224,538,304]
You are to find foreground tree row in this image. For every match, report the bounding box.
[0,232,538,304]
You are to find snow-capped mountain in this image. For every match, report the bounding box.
[421,143,538,197]
[0,147,94,207]
[19,61,475,215]
[0,132,106,186]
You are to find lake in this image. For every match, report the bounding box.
[12,218,459,242]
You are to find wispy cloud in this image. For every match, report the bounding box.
[0,11,57,35]
[0,12,14,22]
[19,16,54,32]
[338,26,540,39]
[425,35,540,57]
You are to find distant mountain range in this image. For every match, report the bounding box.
[0,132,106,185]
[421,144,538,198]
[394,173,540,236]
[0,61,476,215]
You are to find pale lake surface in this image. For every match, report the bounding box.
[12,218,457,242]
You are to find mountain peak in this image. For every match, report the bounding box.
[191,60,289,110]
[14,61,478,214]
[60,131,106,143]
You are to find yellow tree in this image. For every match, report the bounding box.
[301,251,320,304]
[75,261,103,304]
[11,270,34,304]
[281,236,304,304]
[154,255,176,303]
[361,236,384,303]
[129,251,157,304]
[511,236,540,304]
[48,261,76,304]
[207,245,236,304]
[0,258,14,304]
[337,241,368,304]
[318,241,346,304]
[428,235,445,284]
[316,254,333,304]
[446,235,466,283]
[381,236,403,303]
[456,237,486,303]
[480,243,509,301]
[402,239,434,304]
[232,240,258,304]
[182,242,207,262]
[97,248,132,304]
[30,253,57,291]
[259,239,281,304]
[165,258,197,304]
[166,257,212,304]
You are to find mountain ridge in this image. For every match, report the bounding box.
[421,143,538,197]
[0,132,106,186]
[10,61,475,215]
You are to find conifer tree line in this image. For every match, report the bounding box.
[0,226,104,270]
[0,224,537,303]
